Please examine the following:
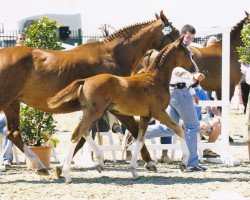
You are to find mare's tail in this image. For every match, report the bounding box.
[48,79,85,109]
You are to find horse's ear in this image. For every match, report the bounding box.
[245,11,249,17]
[155,13,160,19]
[160,10,168,25]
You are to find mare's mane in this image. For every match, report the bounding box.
[99,20,156,43]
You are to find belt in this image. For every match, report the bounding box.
[170,82,186,89]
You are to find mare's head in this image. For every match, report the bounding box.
[148,36,196,73]
[153,10,180,51]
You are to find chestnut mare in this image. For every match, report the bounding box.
[0,11,180,175]
[141,12,250,100]
[48,36,194,183]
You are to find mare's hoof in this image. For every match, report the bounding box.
[37,168,49,176]
[179,163,187,172]
[145,162,157,172]
[96,165,104,173]
[54,166,63,178]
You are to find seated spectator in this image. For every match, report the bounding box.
[194,86,221,158]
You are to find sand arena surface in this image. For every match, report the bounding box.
[0,111,249,200]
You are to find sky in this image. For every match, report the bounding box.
[0,0,249,36]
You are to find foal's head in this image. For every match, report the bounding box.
[148,36,196,73]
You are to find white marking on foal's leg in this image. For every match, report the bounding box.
[180,138,190,171]
[23,144,46,170]
[85,135,104,168]
[61,142,77,183]
[129,139,144,179]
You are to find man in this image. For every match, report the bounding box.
[145,24,207,172]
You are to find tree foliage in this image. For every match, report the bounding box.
[237,22,250,64]
[24,17,61,50]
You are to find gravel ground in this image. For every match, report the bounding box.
[0,111,249,200]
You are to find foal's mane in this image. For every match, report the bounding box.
[99,20,157,43]
[147,42,173,72]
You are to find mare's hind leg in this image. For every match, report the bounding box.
[128,116,151,179]
[110,112,156,172]
[4,101,48,175]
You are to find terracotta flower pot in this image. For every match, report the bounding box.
[26,146,52,169]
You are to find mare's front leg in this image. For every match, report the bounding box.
[153,111,189,169]
[110,112,156,172]
[4,101,48,175]
[128,116,151,179]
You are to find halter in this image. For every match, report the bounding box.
[159,21,177,49]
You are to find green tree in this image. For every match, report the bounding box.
[24,17,61,50]
[20,17,61,147]
[237,22,250,64]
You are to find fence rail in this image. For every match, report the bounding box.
[0,29,221,48]
[0,29,104,48]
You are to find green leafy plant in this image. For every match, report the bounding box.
[24,17,62,50]
[20,105,59,147]
[237,22,250,64]
[20,17,61,147]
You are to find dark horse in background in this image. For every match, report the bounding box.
[191,12,250,100]
[0,10,180,176]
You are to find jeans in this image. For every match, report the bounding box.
[0,116,13,163]
[145,88,200,167]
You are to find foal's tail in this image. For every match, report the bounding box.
[48,79,85,109]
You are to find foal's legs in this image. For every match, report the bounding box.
[152,111,189,168]
[4,101,48,174]
[73,112,154,168]
[128,116,151,179]
[60,109,105,183]
[110,112,156,171]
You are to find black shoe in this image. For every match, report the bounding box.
[187,165,206,172]
[229,136,234,143]
[197,164,207,171]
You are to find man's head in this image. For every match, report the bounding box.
[16,33,25,46]
[180,24,196,46]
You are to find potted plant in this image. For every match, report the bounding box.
[20,104,59,169]
[20,17,61,169]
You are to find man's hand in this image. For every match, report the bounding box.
[192,94,199,105]
[193,73,205,82]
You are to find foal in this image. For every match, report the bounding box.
[48,36,195,183]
